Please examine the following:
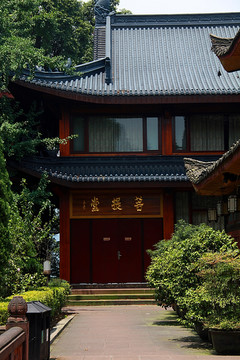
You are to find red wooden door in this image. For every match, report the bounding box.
[117,219,142,282]
[92,219,143,283]
[92,219,119,283]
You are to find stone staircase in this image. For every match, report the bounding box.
[67,284,156,306]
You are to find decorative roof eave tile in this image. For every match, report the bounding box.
[210,30,240,72]
[8,155,193,188]
[184,140,240,195]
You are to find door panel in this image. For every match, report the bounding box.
[118,219,142,282]
[92,219,119,283]
[70,219,91,283]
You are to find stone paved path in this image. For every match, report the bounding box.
[50,305,240,360]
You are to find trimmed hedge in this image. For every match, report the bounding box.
[0,285,70,326]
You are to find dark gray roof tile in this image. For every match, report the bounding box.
[18,13,240,97]
[10,155,222,185]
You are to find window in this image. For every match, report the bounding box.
[229,114,240,147]
[174,116,186,151]
[173,114,239,152]
[175,191,224,231]
[71,116,160,153]
[190,114,224,151]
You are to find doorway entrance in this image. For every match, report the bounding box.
[92,219,142,283]
[70,218,163,284]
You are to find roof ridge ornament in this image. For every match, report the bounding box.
[94,0,111,25]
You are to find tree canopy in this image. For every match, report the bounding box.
[0,0,128,89]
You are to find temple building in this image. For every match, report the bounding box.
[9,5,240,284]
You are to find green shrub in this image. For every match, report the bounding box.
[185,251,240,330]
[0,283,70,325]
[146,220,237,309]
[48,278,71,294]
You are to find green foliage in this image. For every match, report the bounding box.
[0,175,58,298]
[48,278,71,294]
[0,0,130,88]
[0,97,42,159]
[0,283,70,325]
[146,220,237,308]
[181,252,240,330]
[0,139,12,288]
[42,134,78,150]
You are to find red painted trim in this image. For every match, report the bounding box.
[163,191,174,239]
[162,113,173,155]
[59,190,70,281]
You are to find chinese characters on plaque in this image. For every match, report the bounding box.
[71,192,162,218]
[90,196,143,212]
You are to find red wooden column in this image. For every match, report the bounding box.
[59,189,71,281]
[59,108,70,156]
[163,190,174,240]
[162,111,173,155]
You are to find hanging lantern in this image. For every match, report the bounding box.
[228,195,238,213]
[208,208,217,222]
[43,260,51,275]
[216,201,228,216]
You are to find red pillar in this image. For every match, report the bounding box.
[59,190,70,281]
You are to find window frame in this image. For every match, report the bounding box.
[70,114,162,155]
[172,113,239,154]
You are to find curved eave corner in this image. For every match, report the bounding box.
[210,30,240,72]
[184,141,240,196]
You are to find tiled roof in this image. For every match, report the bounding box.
[10,155,221,186]
[18,13,240,97]
[184,140,240,185]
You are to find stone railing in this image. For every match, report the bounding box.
[0,296,29,360]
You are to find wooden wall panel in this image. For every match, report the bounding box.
[143,219,163,274]
[163,191,174,239]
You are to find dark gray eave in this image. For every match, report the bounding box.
[10,155,221,188]
[184,139,240,185]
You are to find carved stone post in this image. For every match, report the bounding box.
[6,296,29,360]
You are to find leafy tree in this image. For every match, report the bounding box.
[0,96,42,159]
[0,0,93,88]
[0,138,12,290]
[0,0,127,89]
[1,174,59,297]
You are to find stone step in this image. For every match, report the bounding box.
[69,293,154,300]
[67,298,156,306]
[71,288,154,295]
[67,287,156,306]
[71,282,149,289]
